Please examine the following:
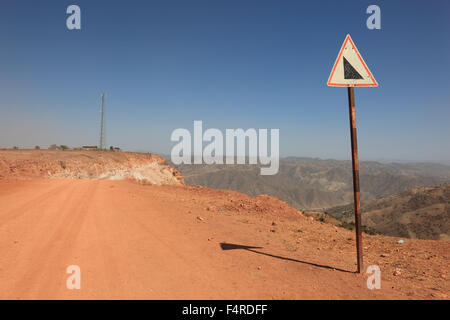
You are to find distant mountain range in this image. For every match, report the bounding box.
[169,157,450,211]
[326,184,450,241]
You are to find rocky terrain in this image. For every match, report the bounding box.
[171,157,450,240]
[326,185,450,241]
[0,150,184,185]
[173,157,450,211]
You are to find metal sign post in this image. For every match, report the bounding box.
[327,35,378,273]
[347,87,363,273]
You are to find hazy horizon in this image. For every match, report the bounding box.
[3,145,449,167]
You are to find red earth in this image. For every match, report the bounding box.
[0,177,448,299]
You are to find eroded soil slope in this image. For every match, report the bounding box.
[0,150,184,185]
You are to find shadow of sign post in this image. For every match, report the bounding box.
[220,242,353,274]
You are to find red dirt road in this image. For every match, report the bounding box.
[0,179,448,299]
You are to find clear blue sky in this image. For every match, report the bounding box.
[1,0,449,163]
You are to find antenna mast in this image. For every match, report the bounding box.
[99,93,106,150]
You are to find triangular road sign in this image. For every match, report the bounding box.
[327,34,378,87]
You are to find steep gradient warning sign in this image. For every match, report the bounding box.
[327,34,378,87]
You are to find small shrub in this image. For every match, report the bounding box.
[337,221,381,235]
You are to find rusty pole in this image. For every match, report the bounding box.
[347,87,363,273]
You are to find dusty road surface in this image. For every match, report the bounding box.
[0,179,448,299]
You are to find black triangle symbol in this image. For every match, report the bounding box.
[343,57,363,79]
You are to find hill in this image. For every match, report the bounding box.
[171,157,450,210]
[325,184,450,241]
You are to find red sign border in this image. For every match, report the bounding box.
[327,35,378,87]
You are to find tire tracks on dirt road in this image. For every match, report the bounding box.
[0,180,97,299]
